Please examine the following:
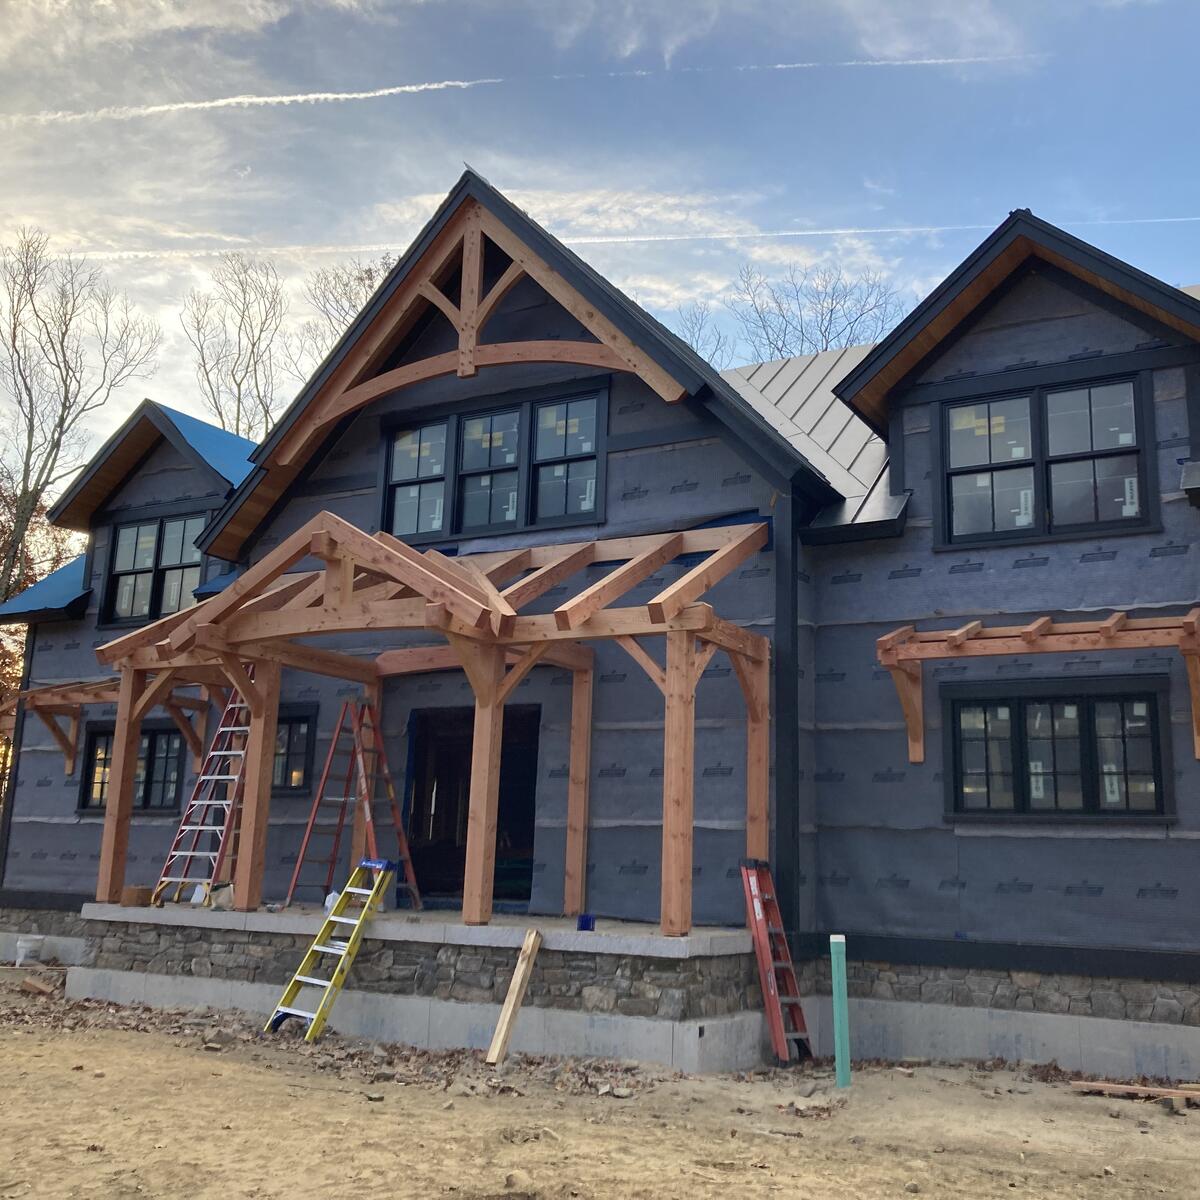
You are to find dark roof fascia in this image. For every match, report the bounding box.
[832,209,1200,417]
[48,401,235,527]
[0,593,90,626]
[800,493,908,545]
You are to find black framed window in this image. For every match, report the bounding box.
[385,388,604,541]
[273,714,315,793]
[81,726,185,811]
[947,683,1167,818]
[944,377,1146,543]
[108,513,206,621]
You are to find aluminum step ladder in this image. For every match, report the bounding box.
[265,858,394,1043]
[152,685,251,906]
[285,699,421,911]
[741,859,811,1064]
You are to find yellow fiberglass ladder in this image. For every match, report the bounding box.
[265,858,394,1043]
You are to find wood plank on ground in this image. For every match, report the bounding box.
[1070,1080,1199,1101]
[485,928,543,1066]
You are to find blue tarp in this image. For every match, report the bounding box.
[155,403,256,487]
[0,555,89,622]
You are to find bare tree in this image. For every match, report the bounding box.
[726,263,905,361]
[0,228,159,602]
[674,299,733,370]
[304,253,396,345]
[181,253,288,440]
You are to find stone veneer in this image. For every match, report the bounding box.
[84,920,760,1022]
[798,958,1200,1026]
[0,906,94,940]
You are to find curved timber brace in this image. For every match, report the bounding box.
[878,608,1200,764]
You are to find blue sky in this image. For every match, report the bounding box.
[1,0,1198,435]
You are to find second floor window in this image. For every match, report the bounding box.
[944,378,1145,543]
[386,391,603,541]
[108,514,206,621]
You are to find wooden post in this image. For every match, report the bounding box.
[1184,652,1200,760]
[232,661,280,912]
[350,679,383,866]
[661,630,696,936]
[95,668,145,903]
[461,643,506,925]
[563,667,593,917]
[740,651,771,862]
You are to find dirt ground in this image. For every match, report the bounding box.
[0,969,1196,1199]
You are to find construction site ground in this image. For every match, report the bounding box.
[0,968,1196,1199]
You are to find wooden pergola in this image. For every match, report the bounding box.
[94,510,771,935]
[878,608,1200,763]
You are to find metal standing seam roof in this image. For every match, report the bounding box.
[720,345,888,499]
[0,554,89,623]
[153,403,257,487]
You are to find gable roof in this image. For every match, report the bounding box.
[199,169,840,561]
[49,400,257,530]
[0,554,89,624]
[833,208,1200,433]
[721,345,886,500]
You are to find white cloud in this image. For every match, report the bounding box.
[831,0,1028,61]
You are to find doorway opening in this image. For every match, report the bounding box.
[405,705,540,903]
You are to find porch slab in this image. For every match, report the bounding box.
[78,902,752,959]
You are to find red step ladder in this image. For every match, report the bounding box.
[285,699,421,910]
[741,860,810,1064]
[152,685,251,906]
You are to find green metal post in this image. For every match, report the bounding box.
[830,933,851,1088]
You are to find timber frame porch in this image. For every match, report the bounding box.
[84,511,771,935]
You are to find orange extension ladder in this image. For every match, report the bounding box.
[152,682,252,906]
[741,860,811,1065]
[285,699,421,910]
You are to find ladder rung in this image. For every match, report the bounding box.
[327,915,358,925]
[784,1030,808,1040]
[294,974,332,988]
[208,749,245,757]
[158,876,204,884]
[166,850,218,860]
[221,726,251,734]
[274,1005,316,1020]
[344,886,374,896]
[313,943,348,954]
[200,774,241,782]
[179,825,226,833]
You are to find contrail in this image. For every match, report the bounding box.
[0,54,1044,128]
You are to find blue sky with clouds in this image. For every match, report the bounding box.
[1,0,1198,436]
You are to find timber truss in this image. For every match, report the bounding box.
[878,609,1200,763]
[91,511,771,935]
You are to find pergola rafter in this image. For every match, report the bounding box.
[878,608,1200,764]
[92,510,771,934]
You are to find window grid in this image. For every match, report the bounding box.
[943,377,1144,544]
[952,693,1162,817]
[273,717,312,791]
[385,390,604,541]
[82,727,185,811]
[108,514,206,622]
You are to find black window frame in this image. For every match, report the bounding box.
[381,383,608,545]
[272,704,318,797]
[103,511,209,626]
[941,676,1174,824]
[936,372,1157,548]
[78,720,188,814]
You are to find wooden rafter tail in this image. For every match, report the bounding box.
[646,523,768,623]
[501,543,595,611]
[945,620,982,648]
[1020,615,1053,643]
[1098,611,1128,639]
[553,533,682,631]
[876,624,917,662]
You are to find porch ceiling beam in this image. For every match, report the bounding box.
[501,543,595,611]
[190,624,378,686]
[554,534,682,631]
[646,523,768,623]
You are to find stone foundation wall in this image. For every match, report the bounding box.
[0,906,91,940]
[87,920,761,1021]
[799,958,1200,1027]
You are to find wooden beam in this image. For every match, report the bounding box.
[417,278,461,328]
[563,666,593,918]
[732,650,771,861]
[455,559,518,636]
[457,211,482,376]
[34,709,77,774]
[887,662,925,764]
[691,639,720,688]
[165,701,204,772]
[646,524,768,622]
[132,668,179,724]
[876,624,916,653]
[661,630,696,936]
[461,644,507,926]
[474,261,524,333]
[1184,652,1200,760]
[485,928,542,1065]
[701,616,767,662]
[1021,616,1053,643]
[945,620,982,648]
[217,654,262,718]
[504,603,715,644]
[495,643,552,705]
[1099,611,1128,639]
[232,661,280,911]
[615,635,666,695]
[553,533,682,631]
[96,668,144,903]
[501,543,594,611]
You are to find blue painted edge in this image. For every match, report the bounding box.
[0,555,90,623]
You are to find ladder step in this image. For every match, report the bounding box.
[200,774,241,782]
[294,974,333,988]
[166,850,218,860]
[179,825,227,833]
[344,886,374,896]
[208,749,245,757]
[221,726,251,734]
[327,915,359,925]
[274,1005,316,1020]
[313,943,349,955]
[784,1030,808,1040]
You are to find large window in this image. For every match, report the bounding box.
[946,683,1168,818]
[386,390,603,540]
[107,514,207,621]
[82,726,185,811]
[273,712,315,793]
[944,378,1146,543]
